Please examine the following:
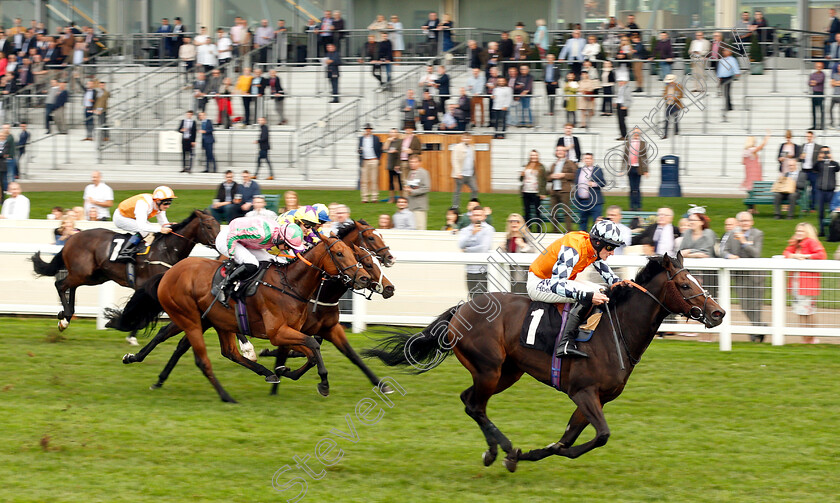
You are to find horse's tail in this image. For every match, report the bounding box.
[31,250,64,277]
[362,305,459,374]
[105,274,165,332]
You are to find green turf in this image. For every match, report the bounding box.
[0,318,837,502]
[24,189,838,258]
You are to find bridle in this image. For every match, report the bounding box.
[354,246,385,297]
[166,212,218,250]
[356,223,392,262]
[297,236,364,287]
[604,265,714,368]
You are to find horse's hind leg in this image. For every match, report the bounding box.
[461,369,520,471]
[218,331,281,383]
[151,335,192,389]
[191,340,237,403]
[56,282,76,331]
[269,349,290,396]
[519,407,589,462]
[555,388,610,459]
[123,322,182,364]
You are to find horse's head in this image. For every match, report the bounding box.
[311,236,372,291]
[172,210,220,246]
[658,252,725,328]
[353,219,395,267]
[353,244,395,299]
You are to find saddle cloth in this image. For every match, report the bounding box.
[520,301,603,355]
[108,233,152,262]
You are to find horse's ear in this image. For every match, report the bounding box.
[660,252,672,269]
[674,250,685,266]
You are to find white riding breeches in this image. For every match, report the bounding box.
[113,212,158,237]
[215,229,274,267]
[526,271,601,304]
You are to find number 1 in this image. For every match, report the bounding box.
[526,308,545,345]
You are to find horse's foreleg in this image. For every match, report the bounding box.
[269,349,290,395]
[56,282,76,331]
[273,333,329,397]
[461,369,521,471]
[322,324,392,393]
[123,322,182,364]
[556,388,610,459]
[217,331,281,383]
[519,407,589,462]
[151,335,192,389]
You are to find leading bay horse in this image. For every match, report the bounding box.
[31,210,219,331]
[365,253,725,471]
[106,236,373,402]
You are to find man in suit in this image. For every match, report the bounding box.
[209,170,241,223]
[511,35,530,62]
[451,133,479,209]
[558,29,586,79]
[156,18,174,59]
[82,79,96,141]
[625,128,649,211]
[399,124,422,194]
[178,110,197,173]
[16,123,29,176]
[721,213,765,340]
[172,17,186,58]
[544,53,560,116]
[198,111,216,173]
[254,117,273,180]
[573,153,606,231]
[193,72,208,113]
[266,69,286,125]
[435,65,451,112]
[53,81,69,134]
[632,207,681,255]
[94,80,110,141]
[44,79,59,133]
[325,43,341,103]
[555,123,581,163]
[419,90,439,131]
[358,123,383,203]
[547,144,577,232]
[615,72,632,140]
[799,130,820,211]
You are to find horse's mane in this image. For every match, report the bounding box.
[607,255,668,306]
[333,221,356,240]
[168,210,201,233]
[356,218,370,227]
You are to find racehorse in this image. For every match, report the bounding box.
[365,253,725,471]
[122,243,396,394]
[106,236,373,402]
[31,210,219,331]
[343,219,395,267]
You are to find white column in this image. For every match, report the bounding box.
[771,268,786,345]
[715,0,737,29]
[718,267,732,351]
[97,281,116,330]
[351,290,367,333]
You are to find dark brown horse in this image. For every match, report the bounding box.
[123,243,396,393]
[365,253,725,471]
[31,210,219,331]
[106,236,373,402]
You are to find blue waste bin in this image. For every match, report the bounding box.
[659,155,681,197]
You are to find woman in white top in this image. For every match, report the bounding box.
[73,37,87,65]
[492,77,513,138]
[389,15,405,61]
[533,19,548,58]
[519,150,547,229]
[582,35,601,62]
[196,40,218,72]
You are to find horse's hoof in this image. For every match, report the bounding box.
[379,383,394,394]
[221,396,238,403]
[150,382,163,390]
[57,319,69,331]
[275,365,287,376]
[122,353,135,364]
[504,448,521,473]
[317,383,330,397]
[265,375,280,384]
[483,449,497,467]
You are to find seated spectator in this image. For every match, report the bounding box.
[237,170,261,216]
[784,222,826,343]
[673,218,690,249]
[679,212,716,258]
[505,213,534,294]
[245,195,277,220]
[0,182,30,219]
[82,170,113,221]
[54,214,80,245]
[442,208,459,233]
[208,170,241,223]
[48,206,64,220]
[282,190,299,213]
[392,196,416,229]
[632,207,680,255]
[86,207,99,221]
[378,214,392,229]
[439,102,459,131]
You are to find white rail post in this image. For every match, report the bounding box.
[718,267,732,351]
[96,281,116,330]
[352,290,367,334]
[771,268,786,345]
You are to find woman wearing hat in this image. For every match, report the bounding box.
[662,74,683,139]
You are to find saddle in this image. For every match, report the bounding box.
[210,260,271,301]
[520,301,603,356]
[109,233,152,262]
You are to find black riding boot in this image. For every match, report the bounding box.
[556,300,591,359]
[219,263,258,308]
[115,233,144,263]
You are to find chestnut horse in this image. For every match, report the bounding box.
[123,243,396,393]
[365,253,725,471]
[107,236,372,402]
[32,210,219,331]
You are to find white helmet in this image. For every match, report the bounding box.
[589,220,624,250]
[152,186,177,201]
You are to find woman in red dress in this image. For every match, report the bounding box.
[784,222,826,343]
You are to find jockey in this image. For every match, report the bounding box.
[527,220,625,359]
[113,186,176,262]
[313,203,331,226]
[215,216,305,308]
[277,205,322,246]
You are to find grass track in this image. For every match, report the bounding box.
[0,318,837,502]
